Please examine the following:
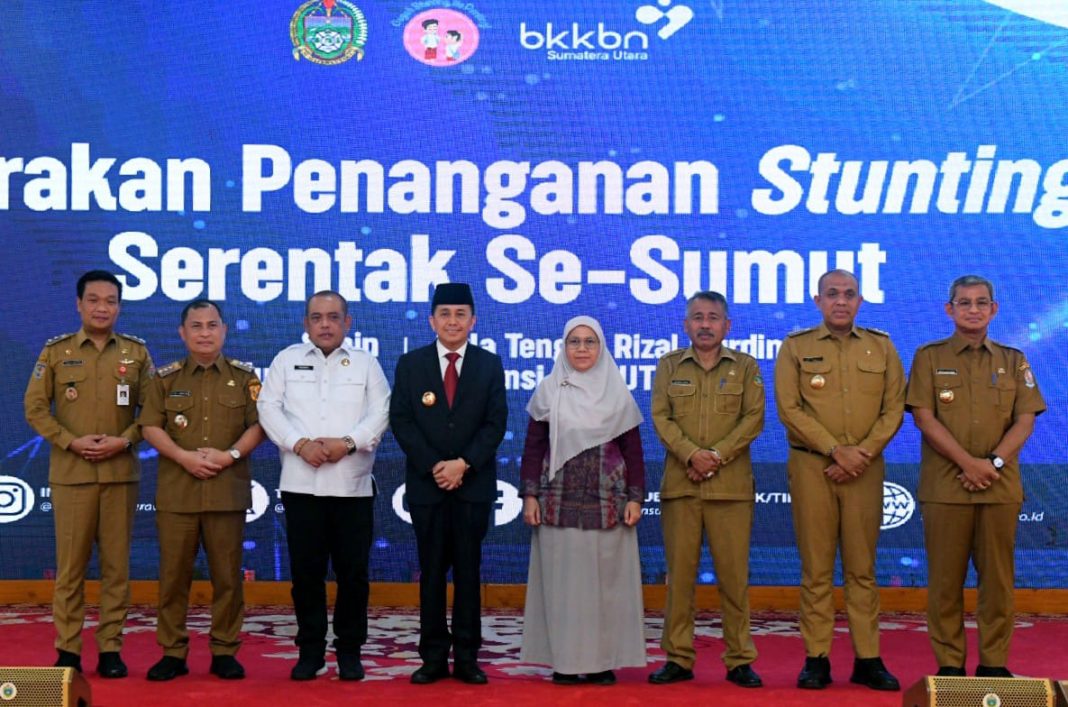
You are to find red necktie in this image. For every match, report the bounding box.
[444,352,460,407]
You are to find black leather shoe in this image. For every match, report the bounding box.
[453,662,488,685]
[96,652,127,678]
[210,655,245,680]
[586,670,616,685]
[552,672,581,685]
[290,654,326,681]
[797,656,832,689]
[147,656,189,681]
[726,664,763,688]
[976,665,1013,678]
[337,653,365,681]
[54,650,82,673]
[850,657,900,691]
[649,661,695,684]
[936,666,966,676]
[410,663,450,685]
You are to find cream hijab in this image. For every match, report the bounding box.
[526,316,644,480]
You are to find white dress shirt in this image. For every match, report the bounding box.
[258,342,390,497]
[436,339,468,378]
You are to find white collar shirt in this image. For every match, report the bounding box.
[435,339,468,379]
[257,341,390,497]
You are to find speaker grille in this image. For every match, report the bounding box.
[930,676,1055,707]
[0,667,77,707]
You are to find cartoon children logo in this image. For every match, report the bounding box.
[402,9,479,66]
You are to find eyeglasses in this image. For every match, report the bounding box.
[565,337,600,349]
[951,299,993,310]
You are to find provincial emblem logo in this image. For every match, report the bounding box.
[291,0,368,65]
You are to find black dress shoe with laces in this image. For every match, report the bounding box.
[797,656,832,689]
[147,656,189,681]
[410,662,450,684]
[585,670,616,685]
[649,661,695,684]
[726,664,763,688]
[54,650,82,673]
[850,657,900,691]
[210,655,245,680]
[453,662,488,685]
[96,652,127,678]
[976,665,1013,678]
[290,654,326,681]
[552,672,581,685]
[337,653,365,680]
[936,666,966,676]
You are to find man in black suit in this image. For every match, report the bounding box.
[390,283,508,685]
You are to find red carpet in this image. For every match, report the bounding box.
[1,605,1066,706]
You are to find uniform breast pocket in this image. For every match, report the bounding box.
[336,375,367,413]
[714,382,744,415]
[667,383,696,417]
[994,380,1016,413]
[933,376,962,408]
[856,357,886,394]
[285,369,319,398]
[164,397,194,435]
[55,367,87,405]
[800,359,831,395]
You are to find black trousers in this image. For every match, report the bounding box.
[282,492,373,657]
[409,496,491,666]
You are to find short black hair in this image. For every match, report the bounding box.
[306,290,349,316]
[180,299,223,325]
[422,18,438,28]
[446,30,461,40]
[76,270,122,299]
[817,269,858,294]
[948,274,994,302]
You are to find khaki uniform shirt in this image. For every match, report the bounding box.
[24,329,153,485]
[652,347,765,501]
[139,355,260,513]
[774,323,905,456]
[906,332,1046,504]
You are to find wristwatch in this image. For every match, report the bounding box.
[987,454,1005,470]
[228,448,242,462]
[343,436,357,455]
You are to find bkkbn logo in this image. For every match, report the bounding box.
[0,475,35,524]
[635,1,695,39]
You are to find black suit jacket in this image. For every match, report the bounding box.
[390,342,508,505]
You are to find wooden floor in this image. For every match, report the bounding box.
[2,580,1067,614]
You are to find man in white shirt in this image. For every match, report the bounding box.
[257,291,390,682]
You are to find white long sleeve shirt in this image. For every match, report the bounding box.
[257,342,390,497]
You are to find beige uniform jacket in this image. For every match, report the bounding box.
[652,346,765,501]
[774,323,905,456]
[906,332,1046,504]
[24,329,153,485]
[139,355,260,513]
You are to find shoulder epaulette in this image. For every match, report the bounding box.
[985,338,1023,354]
[156,360,183,377]
[117,332,146,345]
[665,347,688,358]
[863,327,890,337]
[916,337,953,351]
[229,359,254,373]
[787,327,817,338]
[45,332,76,347]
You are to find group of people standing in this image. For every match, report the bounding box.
[23,268,1043,692]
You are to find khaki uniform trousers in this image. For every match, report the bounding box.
[661,497,757,670]
[156,510,246,658]
[921,502,1020,668]
[788,449,883,658]
[51,481,138,654]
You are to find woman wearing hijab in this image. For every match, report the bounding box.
[520,315,647,685]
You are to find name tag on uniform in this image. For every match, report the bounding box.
[935,368,958,375]
[169,390,192,397]
[671,379,691,385]
[294,365,314,370]
[802,356,823,362]
[116,384,130,406]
